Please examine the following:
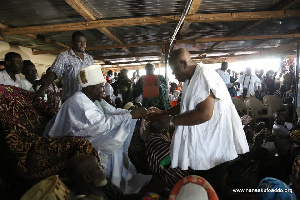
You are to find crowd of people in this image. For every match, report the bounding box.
[0,31,299,199]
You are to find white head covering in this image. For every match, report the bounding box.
[176,183,208,200]
[78,65,105,88]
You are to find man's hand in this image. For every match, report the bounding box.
[35,89,45,99]
[32,79,41,91]
[146,107,163,124]
[147,107,163,114]
[130,107,147,119]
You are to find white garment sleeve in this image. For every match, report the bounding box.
[76,108,133,154]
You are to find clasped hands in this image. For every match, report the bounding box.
[130,107,171,129]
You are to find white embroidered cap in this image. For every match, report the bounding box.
[78,65,106,88]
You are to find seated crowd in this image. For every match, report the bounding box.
[0,31,299,200]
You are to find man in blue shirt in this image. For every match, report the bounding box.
[35,31,94,101]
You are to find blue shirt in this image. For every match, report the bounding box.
[50,49,94,101]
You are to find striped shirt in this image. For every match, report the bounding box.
[50,49,94,101]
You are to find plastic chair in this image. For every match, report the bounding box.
[244,97,273,125]
[263,95,289,120]
[231,97,248,115]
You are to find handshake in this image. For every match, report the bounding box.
[130,106,162,120]
[130,107,170,129]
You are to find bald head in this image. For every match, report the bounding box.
[169,48,196,82]
[169,48,192,64]
[68,154,107,192]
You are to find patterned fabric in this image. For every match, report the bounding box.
[145,133,189,186]
[128,120,149,174]
[133,75,170,110]
[0,85,57,135]
[50,49,94,101]
[0,85,98,180]
[291,130,300,144]
[21,175,71,200]
[45,82,62,111]
[241,115,253,125]
[257,177,296,200]
[141,192,160,200]
[169,175,218,200]
[2,126,98,180]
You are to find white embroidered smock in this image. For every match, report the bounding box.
[45,92,151,194]
[170,64,249,170]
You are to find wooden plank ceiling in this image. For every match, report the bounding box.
[0,0,299,70]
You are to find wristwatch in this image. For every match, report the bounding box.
[169,115,175,127]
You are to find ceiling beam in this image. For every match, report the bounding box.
[198,40,299,62]
[93,52,162,60]
[180,0,203,36]
[33,33,300,55]
[208,0,300,51]
[0,23,69,50]
[65,0,133,55]
[3,10,300,36]
[103,40,298,66]
[103,60,160,65]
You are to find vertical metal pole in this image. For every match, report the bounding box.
[294,43,299,122]
[165,44,169,80]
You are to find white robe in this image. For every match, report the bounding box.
[171,64,249,170]
[45,92,151,193]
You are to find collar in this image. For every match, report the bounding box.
[69,49,87,59]
[3,70,20,82]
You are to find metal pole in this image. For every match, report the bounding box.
[294,42,299,122]
[165,44,169,79]
[169,0,194,53]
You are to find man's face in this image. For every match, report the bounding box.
[72,35,87,52]
[8,55,23,74]
[246,68,252,76]
[146,66,155,75]
[24,65,37,82]
[169,59,186,82]
[276,115,285,125]
[92,83,105,101]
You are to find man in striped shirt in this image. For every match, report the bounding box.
[35,31,94,102]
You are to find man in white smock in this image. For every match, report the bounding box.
[44,65,151,194]
[148,48,249,196]
[234,67,261,98]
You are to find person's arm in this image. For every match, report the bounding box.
[155,91,215,128]
[171,92,215,126]
[148,103,181,116]
[34,71,57,97]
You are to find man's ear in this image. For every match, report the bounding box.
[5,60,10,67]
[182,60,188,70]
[83,172,91,183]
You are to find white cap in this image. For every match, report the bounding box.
[78,65,106,88]
[176,183,208,200]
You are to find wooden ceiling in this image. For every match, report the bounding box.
[0,0,299,70]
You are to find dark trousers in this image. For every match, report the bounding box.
[190,161,229,197]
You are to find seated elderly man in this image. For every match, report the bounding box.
[45,65,152,194]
